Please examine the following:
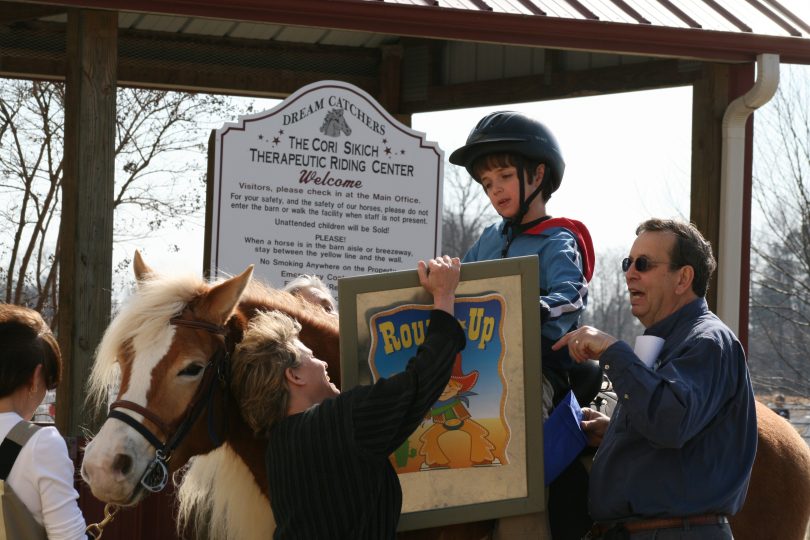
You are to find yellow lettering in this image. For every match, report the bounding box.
[468,308,484,341]
[478,316,495,350]
[411,320,426,346]
[380,321,400,354]
[401,323,413,348]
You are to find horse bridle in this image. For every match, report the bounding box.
[106,316,232,496]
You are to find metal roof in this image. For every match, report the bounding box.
[393,0,810,38]
[9,0,809,64]
[42,0,808,40]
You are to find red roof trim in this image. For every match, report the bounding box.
[19,0,810,64]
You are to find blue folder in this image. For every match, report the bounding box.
[543,390,588,485]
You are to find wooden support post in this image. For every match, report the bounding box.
[690,63,729,313]
[690,62,755,349]
[57,8,117,436]
[379,44,411,127]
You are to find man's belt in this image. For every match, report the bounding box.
[591,514,728,535]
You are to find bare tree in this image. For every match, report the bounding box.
[749,65,810,396]
[0,81,63,316]
[441,165,498,257]
[0,79,242,324]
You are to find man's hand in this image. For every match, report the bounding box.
[580,408,610,447]
[553,326,617,363]
[417,256,461,315]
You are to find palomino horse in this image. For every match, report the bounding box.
[81,254,492,540]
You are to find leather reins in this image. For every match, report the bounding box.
[106,316,232,496]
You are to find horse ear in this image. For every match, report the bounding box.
[133,250,154,283]
[203,265,254,324]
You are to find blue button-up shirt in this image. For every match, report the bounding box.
[589,297,757,521]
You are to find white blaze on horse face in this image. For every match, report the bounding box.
[81,324,176,505]
[125,324,176,405]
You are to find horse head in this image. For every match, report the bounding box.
[319,108,351,137]
[81,252,255,505]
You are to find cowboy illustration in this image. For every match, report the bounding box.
[418,353,496,469]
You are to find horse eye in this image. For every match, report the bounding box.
[178,363,205,377]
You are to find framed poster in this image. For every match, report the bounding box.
[339,256,543,531]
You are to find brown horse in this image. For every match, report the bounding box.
[729,401,810,540]
[80,253,492,539]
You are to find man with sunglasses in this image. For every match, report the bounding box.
[554,218,756,539]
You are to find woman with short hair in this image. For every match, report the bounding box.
[0,304,86,539]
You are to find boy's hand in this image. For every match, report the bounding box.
[553,326,617,363]
[417,256,461,315]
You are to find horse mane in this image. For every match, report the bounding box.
[176,446,275,540]
[87,272,208,412]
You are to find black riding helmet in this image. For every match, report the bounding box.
[449,111,565,196]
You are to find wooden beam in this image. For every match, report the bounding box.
[118,63,377,98]
[0,20,380,96]
[0,1,66,24]
[117,26,380,96]
[690,63,729,314]
[403,58,703,113]
[57,8,117,436]
[377,44,411,126]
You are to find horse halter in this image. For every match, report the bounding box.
[106,316,231,496]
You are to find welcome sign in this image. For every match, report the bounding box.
[207,81,443,293]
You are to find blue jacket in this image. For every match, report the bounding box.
[589,298,757,521]
[463,218,594,371]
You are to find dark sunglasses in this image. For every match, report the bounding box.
[622,256,668,273]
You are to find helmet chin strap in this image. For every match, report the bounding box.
[505,159,544,231]
[501,160,544,257]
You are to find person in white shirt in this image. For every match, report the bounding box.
[0,304,87,539]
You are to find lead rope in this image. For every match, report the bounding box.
[85,503,120,539]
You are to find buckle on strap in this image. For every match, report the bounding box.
[140,449,170,493]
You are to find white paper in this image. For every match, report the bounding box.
[634,335,665,369]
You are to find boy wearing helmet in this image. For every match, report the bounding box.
[449,111,596,418]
